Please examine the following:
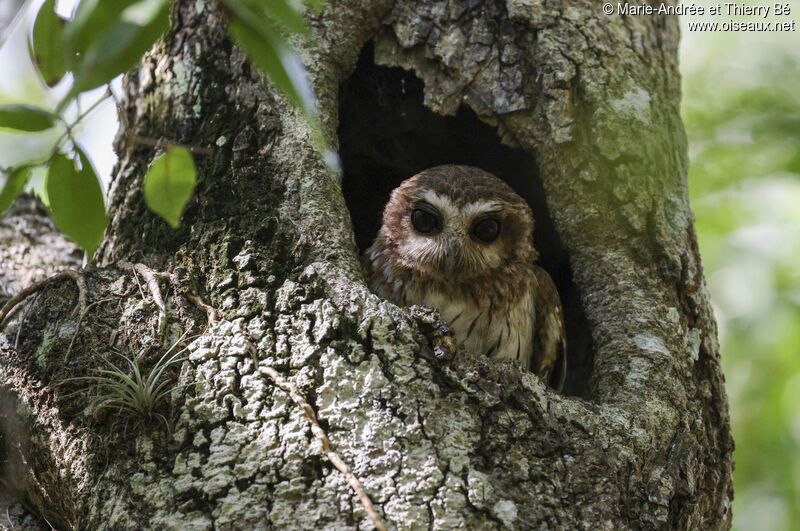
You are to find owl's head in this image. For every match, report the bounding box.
[379,165,537,280]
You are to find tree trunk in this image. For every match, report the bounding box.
[0,0,733,529]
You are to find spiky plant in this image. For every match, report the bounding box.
[65,331,191,430]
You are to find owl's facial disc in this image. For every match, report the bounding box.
[399,192,511,278]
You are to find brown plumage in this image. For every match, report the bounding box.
[362,165,567,390]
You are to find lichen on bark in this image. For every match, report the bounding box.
[0,0,732,529]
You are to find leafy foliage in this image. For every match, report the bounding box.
[221,0,325,147]
[0,0,324,257]
[223,0,312,112]
[30,0,67,86]
[143,146,197,229]
[46,148,107,256]
[0,103,55,131]
[64,0,171,95]
[0,166,31,214]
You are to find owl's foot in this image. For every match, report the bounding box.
[432,324,457,362]
[410,307,457,364]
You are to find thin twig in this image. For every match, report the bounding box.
[257,361,387,531]
[133,264,168,341]
[107,83,127,130]
[52,88,112,156]
[0,270,87,329]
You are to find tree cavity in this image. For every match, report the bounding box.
[338,42,593,397]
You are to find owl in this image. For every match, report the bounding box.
[362,165,567,390]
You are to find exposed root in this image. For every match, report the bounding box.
[257,359,387,531]
[171,284,221,325]
[158,273,221,325]
[132,264,168,341]
[124,262,221,329]
[0,270,87,329]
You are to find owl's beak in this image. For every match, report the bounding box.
[442,254,457,276]
[440,238,462,276]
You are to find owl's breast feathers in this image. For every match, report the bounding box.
[363,246,567,390]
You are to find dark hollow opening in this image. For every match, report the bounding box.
[338,43,593,397]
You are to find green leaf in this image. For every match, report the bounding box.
[221,0,329,156]
[46,148,107,256]
[63,0,138,65]
[0,167,31,215]
[221,0,315,115]
[0,104,56,132]
[257,0,311,37]
[65,0,170,93]
[30,0,67,87]
[143,146,197,229]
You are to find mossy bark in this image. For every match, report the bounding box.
[0,0,733,529]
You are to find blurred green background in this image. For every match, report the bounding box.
[1,0,799,528]
[681,2,800,528]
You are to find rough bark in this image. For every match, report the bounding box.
[0,197,74,530]
[0,0,733,529]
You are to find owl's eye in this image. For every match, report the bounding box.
[471,218,501,243]
[411,208,441,234]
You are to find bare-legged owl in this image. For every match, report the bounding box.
[363,165,567,390]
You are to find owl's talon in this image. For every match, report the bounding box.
[432,323,457,363]
[434,344,453,362]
